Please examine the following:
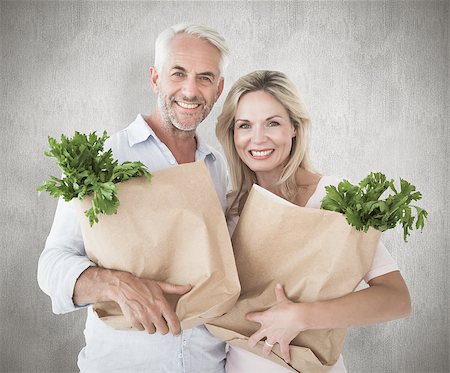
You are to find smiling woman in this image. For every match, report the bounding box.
[233,90,297,183]
[216,70,316,214]
[215,70,411,373]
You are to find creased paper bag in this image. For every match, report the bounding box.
[206,184,380,372]
[76,161,241,331]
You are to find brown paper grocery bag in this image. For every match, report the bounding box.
[76,161,241,330]
[206,184,380,373]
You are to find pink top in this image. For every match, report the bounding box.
[225,175,399,373]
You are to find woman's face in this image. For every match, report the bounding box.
[233,90,296,177]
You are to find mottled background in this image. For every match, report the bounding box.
[1,1,448,372]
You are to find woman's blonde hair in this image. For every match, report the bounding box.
[216,70,314,216]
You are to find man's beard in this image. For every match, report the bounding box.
[157,92,214,132]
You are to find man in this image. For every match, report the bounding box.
[38,23,229,372]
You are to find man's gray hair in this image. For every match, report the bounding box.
[154,23,229,76]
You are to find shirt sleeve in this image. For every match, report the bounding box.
[363,239,399,283]
[37,197,96,314]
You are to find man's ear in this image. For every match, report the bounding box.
[215,77,225,101]
[149,67,159,92]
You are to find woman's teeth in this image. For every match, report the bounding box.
[250,149,274,157]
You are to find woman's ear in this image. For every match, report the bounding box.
[291,124,297,138]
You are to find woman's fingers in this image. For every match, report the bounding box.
[279,341,291,363]
[262,340,274,356]
[274,283,289,302]
[248,328,267,348]
[245,310,264,323]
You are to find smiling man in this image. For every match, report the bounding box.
[154,33,222,133]
[146,30,224,164]
[38,23,230,372]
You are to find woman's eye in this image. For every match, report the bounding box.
[268,121,280,127]
[237,123,250,129]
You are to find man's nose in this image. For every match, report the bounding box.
[181,76,200,99]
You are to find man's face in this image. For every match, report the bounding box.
[151,34,224,132]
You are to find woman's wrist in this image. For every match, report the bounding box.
[293,301,322,331]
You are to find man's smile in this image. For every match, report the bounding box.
[175,101,201,110]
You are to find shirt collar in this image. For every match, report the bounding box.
[195,132,217,161]
[127,114,155,147]
[127,114,216,161]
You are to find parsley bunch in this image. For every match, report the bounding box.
[38,131,152,226]
[320,172,427,241]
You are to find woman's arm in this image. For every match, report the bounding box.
[246,270,411,363]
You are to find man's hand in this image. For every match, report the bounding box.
[73,267,192,336]
[111,272,192,335]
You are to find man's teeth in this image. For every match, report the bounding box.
[177,101,200,109]
[250,150,274,157]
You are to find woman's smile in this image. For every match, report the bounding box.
[249,148,275,159]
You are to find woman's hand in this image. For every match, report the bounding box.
[246,284,307,363]
[244,271,411,364]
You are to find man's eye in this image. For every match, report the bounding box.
[199,76,212,82]
[172,72,184,77]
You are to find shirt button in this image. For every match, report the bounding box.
[170,159,175,165]
[178,353,183,359]
[183,340,187,346]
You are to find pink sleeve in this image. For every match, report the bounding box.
[363,239,399,283]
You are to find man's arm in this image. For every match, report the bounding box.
[38,197,191,335]
[37,198,96,314]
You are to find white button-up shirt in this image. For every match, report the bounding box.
[37,114,229,373]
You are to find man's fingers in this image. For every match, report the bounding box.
[143,322,156,334]
[160,302,182,336]
[129,314,146,332]
[158,281,192,295]
[131,308,157,334]
[151,314,169,335]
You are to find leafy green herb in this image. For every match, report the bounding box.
[320,172,427,241]
[38,131,152,226]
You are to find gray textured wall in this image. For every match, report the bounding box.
[1,1,448,372]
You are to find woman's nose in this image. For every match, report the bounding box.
[252,125,266,144]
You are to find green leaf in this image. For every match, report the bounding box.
[38,130,152,225]
[320,172,428,242]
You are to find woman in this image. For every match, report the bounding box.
[215,70,411,372]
